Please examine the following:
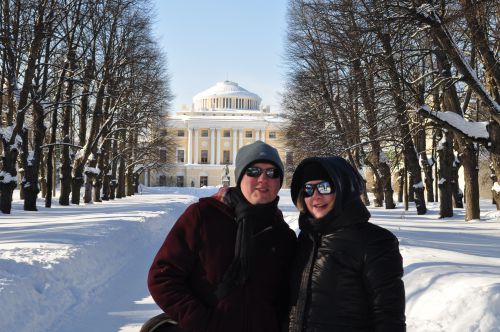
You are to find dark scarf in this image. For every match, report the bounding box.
[215,187,279,300]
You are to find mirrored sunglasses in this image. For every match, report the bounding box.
[303,181,334,197]
[245,166,281,179]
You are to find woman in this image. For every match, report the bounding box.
[288,156,406,332]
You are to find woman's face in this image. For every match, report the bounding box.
[304,180,336,219]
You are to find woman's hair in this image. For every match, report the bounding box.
[296,188,307,213]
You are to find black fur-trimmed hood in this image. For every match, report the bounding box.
[290,156,366,217]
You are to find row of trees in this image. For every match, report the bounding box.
[282,0,499,221]
[0,0,172,214]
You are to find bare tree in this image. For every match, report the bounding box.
[1,0,173,213]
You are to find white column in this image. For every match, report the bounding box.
[187,127,193,164]
[255,130,260,141]
[193,128,199,164]
[216,129,221,164]
[210,128,215,164]
[260,129,266,143]
[239,128,243,148]
[232,129,238,164]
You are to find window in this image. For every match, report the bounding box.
[200,176,208,187]
[176,150,184,163]
[177,130,185,137]
[223,150,231,164]
[201,129,209,137]
[269,131,277,139]
[176,176,184,187]
[245,131,252,138]
[159,175,167,186]
[159,149,167,163]
[223,130,231,137]
[200,150,208,164]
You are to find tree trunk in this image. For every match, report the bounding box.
[59,136,72,205]
[380,162,396,209]
[351,156,370,206]
[0,182,16,214]
[435,38,480,220]
[134,174,140,194]
[45,147,54,208]
[93,168,103,203]
[22,90,47,210]
[45,57,70,208]
[71,174,84,205]
[451,157,464,208]
[84,176,93,204]
[109,132,119,200]
[491,154,500,209]
[102,174,110,201]
[20,124,41,211]
[415,94,435,204]
[109,180,117,200]
[0,140,18,213]
[85,153,100,203]
[0,0,46,213]
[378,31,426,214]
[397,169,404,203]
[40,152,47,199]
[117,157,126,198]
[408,176,415,202]
[101,146,111,201]
[460,145,480,220]
[437,130,454,218]
[366,160,384,207]
[126,170,134,196]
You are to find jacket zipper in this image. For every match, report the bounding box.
[293,232,320,332]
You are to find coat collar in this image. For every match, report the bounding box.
[299,199,370,234]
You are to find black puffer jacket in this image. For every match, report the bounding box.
[288,157,406,332]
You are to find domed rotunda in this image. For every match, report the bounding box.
[192,80,262,111]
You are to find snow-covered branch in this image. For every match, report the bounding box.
[417,104,490,146]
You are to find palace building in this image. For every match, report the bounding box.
[149,80,290,187]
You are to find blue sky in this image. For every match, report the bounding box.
[151,0,289,113]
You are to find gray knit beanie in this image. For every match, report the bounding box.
[235,140,284,186]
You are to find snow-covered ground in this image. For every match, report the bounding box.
[1,186,499,332]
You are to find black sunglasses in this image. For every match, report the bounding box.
[245,166,281,179]
[303,181,334,197]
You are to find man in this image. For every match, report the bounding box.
[146,140,297,332]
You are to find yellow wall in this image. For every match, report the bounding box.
[161,125,288,187]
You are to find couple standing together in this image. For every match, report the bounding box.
[146,141,406,332]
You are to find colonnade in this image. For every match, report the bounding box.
[185,127,267,165]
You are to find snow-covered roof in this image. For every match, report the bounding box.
[193,80,261,102]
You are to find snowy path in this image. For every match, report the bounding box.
[1,188,210,332]
[2,187,500,332]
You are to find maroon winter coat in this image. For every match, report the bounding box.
[148,188,297,332]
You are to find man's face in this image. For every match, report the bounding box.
[240,162,281,205]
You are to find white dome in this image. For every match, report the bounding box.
[192,81,261,111]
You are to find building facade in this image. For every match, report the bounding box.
[148,80,290,188]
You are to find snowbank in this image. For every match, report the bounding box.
[1,187,499,331]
